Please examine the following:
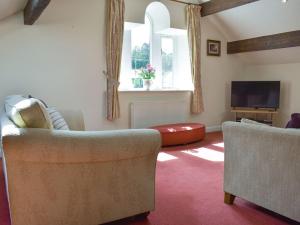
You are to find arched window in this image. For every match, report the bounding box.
[120,2,192,91]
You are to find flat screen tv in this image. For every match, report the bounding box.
[231,81,280,109]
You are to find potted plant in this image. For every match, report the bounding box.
[138,64,156,90]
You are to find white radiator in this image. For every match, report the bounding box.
[130,100,189,128]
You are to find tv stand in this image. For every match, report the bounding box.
[231,108,278,126]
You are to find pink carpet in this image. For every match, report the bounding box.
[0,132,298,225]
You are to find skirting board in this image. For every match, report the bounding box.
[206,125,222,133]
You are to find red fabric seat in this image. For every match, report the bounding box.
[151,123,205,147]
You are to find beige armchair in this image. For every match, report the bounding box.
[222,121,300,222]
[1,110,161,225]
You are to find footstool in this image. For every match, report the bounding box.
[150,123,206,147]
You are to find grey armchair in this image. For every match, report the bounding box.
[222,121,300,222]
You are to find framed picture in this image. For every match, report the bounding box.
[207,40,221,56]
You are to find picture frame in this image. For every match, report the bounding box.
[207,40,221,56]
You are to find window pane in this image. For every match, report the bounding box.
[161,37,174,88]
[131,16,151,70]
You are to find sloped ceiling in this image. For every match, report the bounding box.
[161,0,300,65]
[206,0,300,65]
[209,0,300,41]
[0,0,207,22]
[0,0,26,21]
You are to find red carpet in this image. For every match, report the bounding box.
[0,132,298,225]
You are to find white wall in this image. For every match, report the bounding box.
[0,0,108,130]
[0,0,244,131]
[243,63,300,127]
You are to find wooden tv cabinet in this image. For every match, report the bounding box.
[231,108,278,126]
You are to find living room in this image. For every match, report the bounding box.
[0,0,299,225]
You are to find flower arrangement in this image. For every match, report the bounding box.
[138,64,156,80]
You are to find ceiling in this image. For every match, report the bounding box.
[0,0,26,21]
[208,0,300,41]
[0,0,205,22]
[1,0,298,40]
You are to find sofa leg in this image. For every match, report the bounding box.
[134,211,150,219]
[224,192,235,205]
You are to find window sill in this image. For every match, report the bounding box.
[119,88,193,93]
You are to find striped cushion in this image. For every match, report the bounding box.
[47,108,69,130]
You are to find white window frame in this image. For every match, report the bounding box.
[146,13,153,67]
[160,35,175,89]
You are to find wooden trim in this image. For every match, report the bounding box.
[24,0,51,25]
[231,108,278,114]
[201,0,260,17]
[232,108,277,126]
[227,30,300,54]
[224,192,236,205]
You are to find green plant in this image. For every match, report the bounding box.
[138,64,156,80]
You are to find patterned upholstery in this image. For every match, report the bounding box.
[47,108,69,130]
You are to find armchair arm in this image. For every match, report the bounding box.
[3,128,161,163]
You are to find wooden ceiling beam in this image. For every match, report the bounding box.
[201,0,260,17]
[24,0,51,25]
[227,30,300,54]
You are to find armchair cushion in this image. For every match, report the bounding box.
[4,95,53,129]
[241,118,269,127]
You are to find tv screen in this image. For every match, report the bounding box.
[231,81,280,109]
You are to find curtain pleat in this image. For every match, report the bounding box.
[105,0,125,121]
[186,5,204,114]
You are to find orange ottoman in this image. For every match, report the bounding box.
[150,123,206,147]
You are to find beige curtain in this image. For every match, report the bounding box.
[186,5,204,114]
[105,0,125,121]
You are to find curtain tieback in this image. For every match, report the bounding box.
[103,70,120,88]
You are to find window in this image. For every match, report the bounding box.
[161,37,174,88]
[120,2,192,91]
[131,16,151,71]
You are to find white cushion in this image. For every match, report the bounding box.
[241,118,269,127]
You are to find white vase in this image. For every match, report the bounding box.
[144,79,152,91]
